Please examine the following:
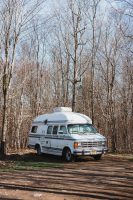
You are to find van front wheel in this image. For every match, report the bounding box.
[63,148,72,162]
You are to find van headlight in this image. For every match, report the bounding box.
[74,142,81,149]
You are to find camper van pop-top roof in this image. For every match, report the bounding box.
[33,107,92,124]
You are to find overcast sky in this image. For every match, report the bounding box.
[42,0,118,18]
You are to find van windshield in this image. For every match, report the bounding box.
[68,124,97,135]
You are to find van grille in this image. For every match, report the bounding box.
[81,141,104,148]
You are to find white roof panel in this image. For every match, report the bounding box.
[33,111,92,124]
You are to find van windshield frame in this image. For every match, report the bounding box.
[67,124,97,135]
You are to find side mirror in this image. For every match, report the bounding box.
[58,130,63,134]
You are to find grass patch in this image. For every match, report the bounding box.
[0,161,64,172]
[107,153,133,161]
[15,161,63,170]
[0,168,15,172]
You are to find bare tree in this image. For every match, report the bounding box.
[64,0,88,111]
[83,0,102,123]
[0,0,45,156]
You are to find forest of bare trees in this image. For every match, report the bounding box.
[0,0,133,156]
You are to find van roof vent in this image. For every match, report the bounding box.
[53,107,72,112]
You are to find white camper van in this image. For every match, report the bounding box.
[28,107,107,161]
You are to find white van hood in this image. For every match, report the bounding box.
[71,133,106,141]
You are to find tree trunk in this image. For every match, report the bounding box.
[1,91,7,157]
[72,82,76,112]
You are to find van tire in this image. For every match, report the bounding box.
[63,148,72,162]
[36,145,42,156]
[93,154,102,161]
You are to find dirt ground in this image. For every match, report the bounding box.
[0,153,133,200]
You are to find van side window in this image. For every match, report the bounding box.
[53,126,58,135]
[47,126,52,134]
[31,126,38,133]
[60,126,67,134]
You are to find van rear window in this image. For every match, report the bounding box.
[31,126,38,133]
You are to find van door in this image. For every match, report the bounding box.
[58,125,68,150]
[51,125,61,155]
[44,125,53,153]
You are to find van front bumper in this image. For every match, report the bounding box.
[73,148,108,156]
